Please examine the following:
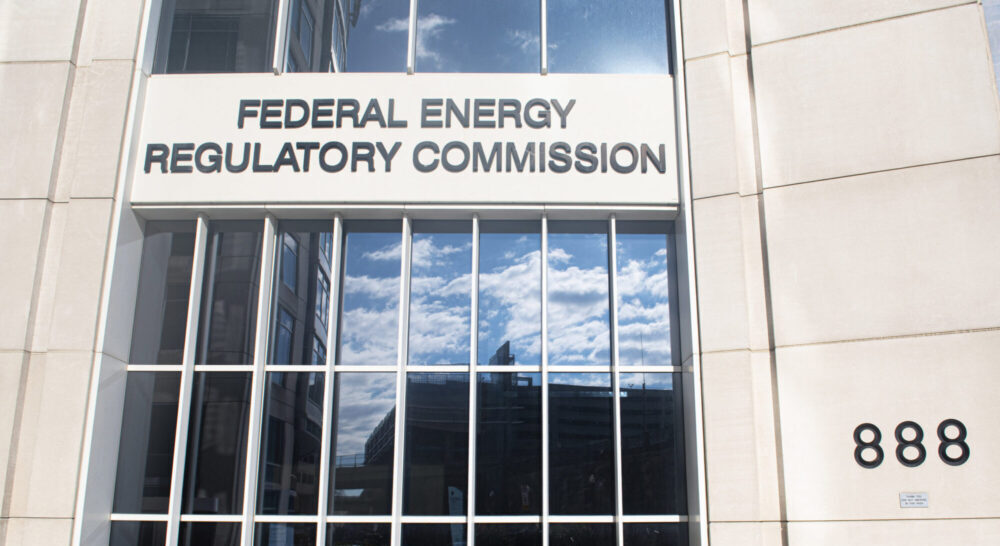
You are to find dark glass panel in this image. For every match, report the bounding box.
[113,373,180,513]
[270,221,334,366]
[338,221,401,366]
[547,221,611,366]
[326,523,391,546]
[401,524,466,546]
[476,372,541,515]
[475,524,541,546]
[258,372,325,514]
[343,0,409,71]
[415,0,539,72]
[109,521,167,546]
[408,221,471,366]
[196,221,263,365]
[130,221,195,364]
[549,524,614,546]
[478,221,541,365]
[182,372,252,514]
[178,522,240,546]
[155,0,278,74]
[548,0,670,74]
[255,523,316,546]
[615,222,674,366]
[330,373,396,515]
[403,373,469,515]
[621,373,686,515]
[624,523,688,546]
[548,373,614,515]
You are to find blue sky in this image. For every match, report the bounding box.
[344,0,670,73]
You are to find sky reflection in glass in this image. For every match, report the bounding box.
[548,0,669,74]
[414,0,539,72]
[330,373,396,515]
[408,222,471,365]
[344,0,409,71]
[547,222,611,366]
[478,221,541,365]
[616,225,672,365]
[338,223,401,366]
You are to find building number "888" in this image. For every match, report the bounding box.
[853,419,970,469]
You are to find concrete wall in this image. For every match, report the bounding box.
[681,0,1000,544]
[0,0,143,544]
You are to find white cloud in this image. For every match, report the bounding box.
[508,29,539,54]
[376,13,456,68]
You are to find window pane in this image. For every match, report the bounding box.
[401,524,466,546]
[624,523,688,546]
[616,222,673,366]
[476,524,541,546]
[621,373,686,515]
[408,221,471,365]
[415,0,539,72]
[476,372,541,515]
[258,372,324,514]
[130,221,195,364]
[343,0,409,71]
[547,221,611,366]
[478,221,541,365]
[113,373,180,513]
[178,522,240,546]
[271,221,334,365]
[110,521,167,546]
[549,524,614,546]
[548,0,670,74]
[548,373,614,515]
[196,221,263,365]
[255,523,316,546]
[338,221,401,366]
[404,373,469,515]
[330,373,396,515]
[155,0,278,74]
[327,523,391,546]
[986,0,1000,98]
[182,372,252,514]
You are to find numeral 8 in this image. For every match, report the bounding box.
[894,421,926,467]
[853,423,884,469]
[937,418,970,466]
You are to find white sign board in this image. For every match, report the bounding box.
[899,492,929,508]
[130,73,678,206]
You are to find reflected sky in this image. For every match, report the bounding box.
[333,373,396,456]
[547,224,611,366]
[412,0,539,72]
[345,0,409,71]
[479,223,541,365]
[548,0,670,73]
[408,225,471,365]
[339,227,400,366]
[616,230,672,365]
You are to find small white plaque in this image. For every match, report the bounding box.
[899,492,929,508]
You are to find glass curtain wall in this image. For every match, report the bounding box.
[111,215,686,546]
[151,0,672,74]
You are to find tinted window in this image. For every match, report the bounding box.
[548,0,670,73]
[155,0,278,74]
[415,0,539,72]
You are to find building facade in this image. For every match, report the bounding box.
[1,1,999,546]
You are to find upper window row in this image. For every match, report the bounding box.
[153,0,672,74]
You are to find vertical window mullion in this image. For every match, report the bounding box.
[609,215,625,546]
[540,214,550,546]
[273,0,292,73]
[406,0,418,73]
[391,215,413,546]
[540,0,548,74]
[165,214,210,546]
[316,215,344,546]
[241,215,279,546]
[467,215,480,546]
